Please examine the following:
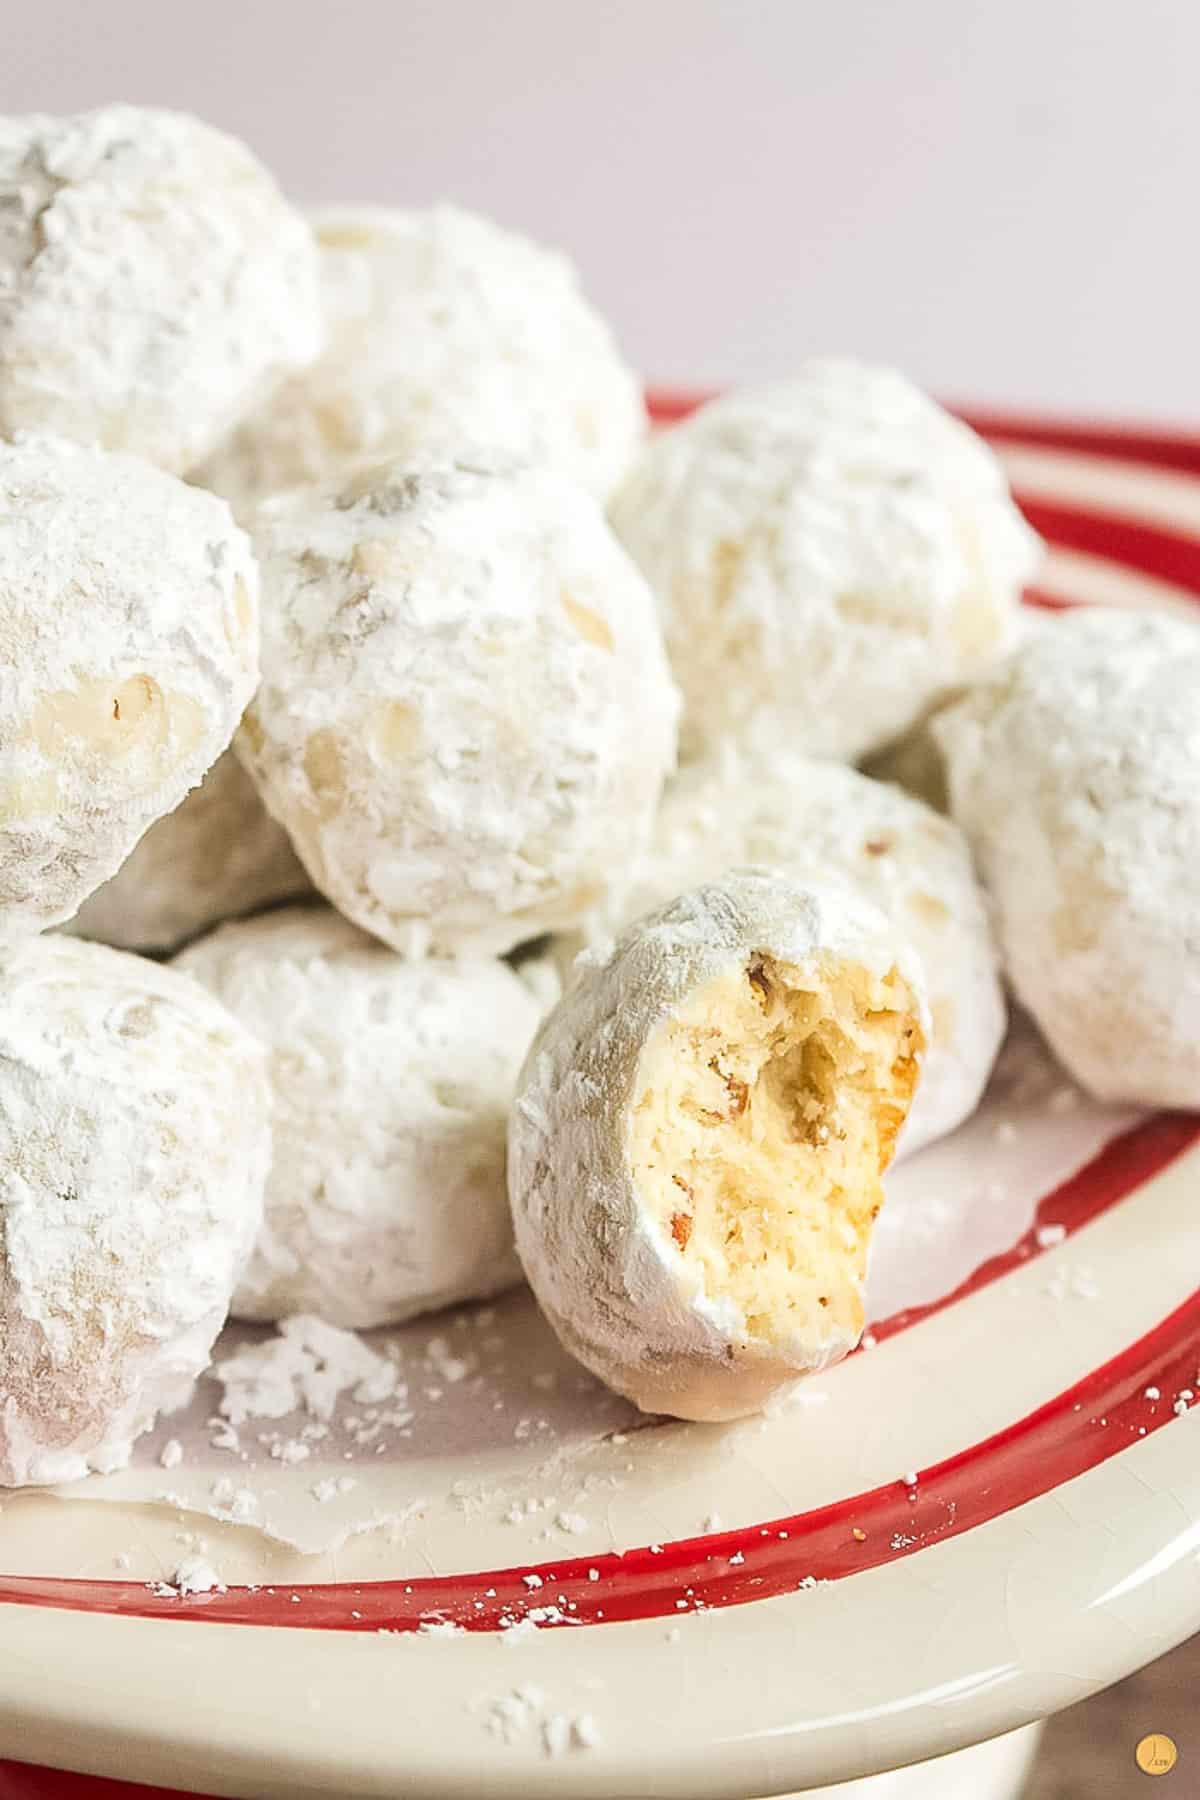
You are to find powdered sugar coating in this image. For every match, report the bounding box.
[509,867,927,1421]
[0,106,321,472]
[68,749,311,954]
[0,435,260,941]
[610,361,1042,763]
[936,608,1200,1107]
[0,935,270,1486]
[197,205,644,511]
[239,455,679,957]
[566,749,1004,1155]
[177,905,547,1327]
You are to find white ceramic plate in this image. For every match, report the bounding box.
[1,404,1199,1800]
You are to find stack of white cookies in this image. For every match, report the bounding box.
[1,104,1194,1481]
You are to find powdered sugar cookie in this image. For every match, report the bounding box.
[0,435,260,942]
[239,455,678,957]
[566,749,1003,1155]
[197,205,644,510]
[935,607,1200,1108]
[0,935,270,1486]
[610,361,1041,763]
[177,906,546,1327]
[69,750,311,955]
[509,868,926,1421]
[0,106,320,472]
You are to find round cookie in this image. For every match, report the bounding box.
[610,360,1042,763]
[0,934,270,1486]
[509,868,927,1422]
[176,906,546,1328]
[239,455,679,957]
[0,435,260,942]
[197,205,644,511]
[68,749,311,955]
[565,749,1004,1156]
[0,106,320,472]
[935,606,1200,1108]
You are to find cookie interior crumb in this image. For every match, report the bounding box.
[629,953,922,1345]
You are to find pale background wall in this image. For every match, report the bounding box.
[4,0,1197,420]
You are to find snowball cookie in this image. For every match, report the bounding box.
[610,360,1042,764]
[176,905,546,1327]
[567,749,1003,1157]
[68,750,311,955]
[0,106,321,472]
[0,934,270,1485]
[197,205,644,511]
[0,436,260,942]
[935,607,1200,1109]
[239,456,679,957]
[509,868,927,1421]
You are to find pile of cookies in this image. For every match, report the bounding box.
[0,106,1194,1482]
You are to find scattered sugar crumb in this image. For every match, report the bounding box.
[860,1331,878,1350]
[158,1438,184,1470]
[728,1551,744,1567]
[542,1715,571,1758]
[213,1314,397,1425]
[500,1618,540,1647]
[425,1336,473,1384]
[1046,1264,1100,1301]
[900,1471,918,1488]
[1035,1223,1067,1249]
[483,1684,593,1755]
[270,1438,311,1465]
[155,1555,226,1597]
[311,1475,358,1504]
[418,1618,462,1637]
[556,1512,588,1535]
[209,1478,259,1523]
[522,1573,544,1590]
[1145,1387,1161,1401]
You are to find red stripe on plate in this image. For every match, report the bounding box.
[866,1113,1200,1344]
[956,411,1200,480]
[0,1772,199,1800]
[0,1117,1194,1635]
[1014,497,1200,600]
